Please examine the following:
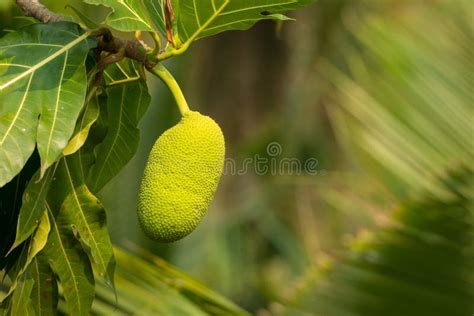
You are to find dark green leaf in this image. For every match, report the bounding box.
[87,61,151,193]
[0,152,40,270]
[31,256,58,316]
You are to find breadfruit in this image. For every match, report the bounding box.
[137,111,225,242]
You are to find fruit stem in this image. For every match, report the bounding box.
[149,64,190,115]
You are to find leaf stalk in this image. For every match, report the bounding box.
[148,64,190,115]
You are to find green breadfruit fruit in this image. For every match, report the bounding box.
[137,111,225,242]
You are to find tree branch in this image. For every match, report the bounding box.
[16,0,61,23]
[95,29,156,69]
[15,0,157,69]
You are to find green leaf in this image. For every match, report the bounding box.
[102,59,143,87]
[42,206,94,316]
[3,209,50,299]
[10,169,54,251]
[87,61,151,193]
[31,256,58,316]
[144,0,167,34]
[174,0,315,43]
[63,95,100,156]
[0,22,93,187]
[53,156,115,287]
[25,210,50,266]
[65,4,99,29]
[83,0,165,33]
[9,265,35,316]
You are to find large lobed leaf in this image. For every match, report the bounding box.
[0,22,93,187]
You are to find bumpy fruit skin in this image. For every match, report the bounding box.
[137,111,225,242]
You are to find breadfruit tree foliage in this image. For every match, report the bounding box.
[0,0,314,315]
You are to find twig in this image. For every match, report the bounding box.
[16,0,61,23]
[93,48,126,87]
[95,28,156,69]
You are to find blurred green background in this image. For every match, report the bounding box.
[1,0,472,314]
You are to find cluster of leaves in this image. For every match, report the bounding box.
[0,0,315,315]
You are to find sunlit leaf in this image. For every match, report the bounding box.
[63,95,100,156]
[0,22,93,186]
[174,0,315,44]
[25,210,50,266]
[84,0,165,33]
[3,209,50,298]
